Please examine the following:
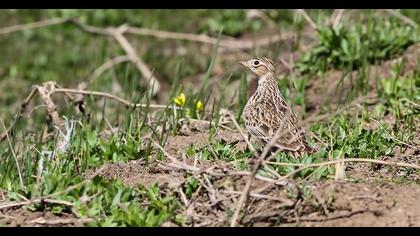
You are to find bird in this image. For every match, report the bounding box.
[239,57,316,157]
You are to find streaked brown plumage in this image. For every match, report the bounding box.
[240,57,316,157]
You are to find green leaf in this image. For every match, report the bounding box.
[86,131,98,147]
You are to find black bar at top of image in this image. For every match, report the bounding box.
[2,0,420,9]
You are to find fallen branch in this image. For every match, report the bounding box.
[86,55,131,87]
[126,25,291,51]
[29,19,161,96]
[0,18,68,35]
[1,17,296,51]
[54,88,175,109]
[111,25,160,96]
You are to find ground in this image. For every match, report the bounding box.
[0,10,419,227]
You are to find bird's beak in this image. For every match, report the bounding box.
[239,61,248,67]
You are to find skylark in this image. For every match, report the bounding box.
[240,57,316,157]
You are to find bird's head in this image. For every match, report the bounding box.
[240,57,276,77]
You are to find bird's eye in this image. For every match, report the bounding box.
[254,60,260,66]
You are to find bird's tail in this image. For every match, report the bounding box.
[304,143,318,153]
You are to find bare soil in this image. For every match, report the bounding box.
[0,208,86,227]
[285,181,420,227]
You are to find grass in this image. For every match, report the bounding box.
[0,9,419,226]
[296,18,419,74]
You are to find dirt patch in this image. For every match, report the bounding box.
[346,147,420,185]
[85,128,247,189]
[165,129,245,156]
[289,181,420,226]
[84,160,185,188]
[0,207,86,227]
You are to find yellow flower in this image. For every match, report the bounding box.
[195,100,204,111]
[174,93,186,106]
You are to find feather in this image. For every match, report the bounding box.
[242,57,317,157]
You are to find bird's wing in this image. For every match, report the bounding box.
[245,98,310,152]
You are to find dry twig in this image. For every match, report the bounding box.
[0,87,38,142]
[229,109,295,227]
[111,25,160,96]
[264,157,420,182]
[330,9,345,28]
[86,55,131,87]
[54,88,178,110]
[297,9,318,30]
[28,217,93,225]
[0,18,68,35]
